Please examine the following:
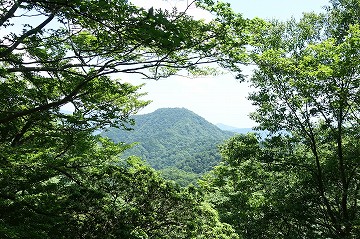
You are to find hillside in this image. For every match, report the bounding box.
[102,108,234,184]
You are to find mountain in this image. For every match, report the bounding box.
[101,108,234,184]
[216,123,253,134]
[216,123,269,138]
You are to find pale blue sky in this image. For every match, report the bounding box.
[128,0,330,128]
[227,0,328,20]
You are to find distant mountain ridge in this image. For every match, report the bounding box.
[101,108,234,184]
[216,123,269,138]
[216,123,253,134]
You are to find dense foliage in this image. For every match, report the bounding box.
[102,108,234,185]
[0,0,245,238]
[1,0,359,238]
[201,0,360,238]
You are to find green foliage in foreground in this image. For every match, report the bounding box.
[0,0,246,237]
[2,0,359,237]
[1,136,237,238]
[202,131,359,239]
[201,1,360,238]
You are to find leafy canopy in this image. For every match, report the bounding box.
[201,1,360,238]
[0,0,249,237]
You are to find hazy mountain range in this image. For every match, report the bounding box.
[216,123,253,134]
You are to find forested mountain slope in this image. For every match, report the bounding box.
[102,108,234,183]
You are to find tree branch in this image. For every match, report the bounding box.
[0,13,55,58]
[0,0,22,27]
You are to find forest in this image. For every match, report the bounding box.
[101,107,235,186]
[0,0,359,238]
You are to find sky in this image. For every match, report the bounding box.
[126,0,330,128]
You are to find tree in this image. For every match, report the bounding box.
[202,133,345,238]
[1,135,238,238]
[235,2,359,237]
[0,0,238,127]
[0,0,247,237]
[0,0,249,125]
[248,15,359,239]
[199,1,360,238]
[200,134,269,238]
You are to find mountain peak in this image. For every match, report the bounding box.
[101,107,234,177]
[147,107,203,121]
[152,107,191,113]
